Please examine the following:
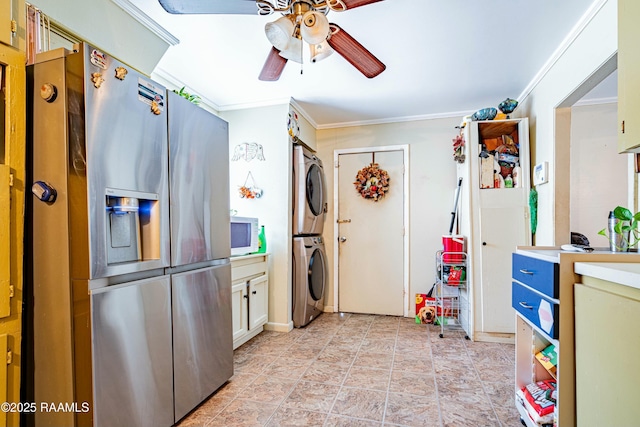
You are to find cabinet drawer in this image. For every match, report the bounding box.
[512,253,559,298]
[512,282,558,339]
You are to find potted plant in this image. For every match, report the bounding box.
[598,206,640,250]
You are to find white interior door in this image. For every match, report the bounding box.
[337,150,404,315]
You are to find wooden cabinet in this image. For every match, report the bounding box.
[513,248,638,427]
[231,254,269,349]
[457,118,530,341]
[618,0,640,152]
[574,262,640,426]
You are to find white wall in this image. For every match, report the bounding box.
[518,0,617,245]
[570,102,631,246]
[316,117,459,315]
[221,104,292,331]
[30,0,170,74]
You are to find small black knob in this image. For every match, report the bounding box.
[252,290,257,295]
[482,242,487,246]
[243,294,248,299]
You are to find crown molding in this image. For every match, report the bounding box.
[573,96,617,107]
[517,0,608,105]
[110,0,180,46]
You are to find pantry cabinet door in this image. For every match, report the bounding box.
[477,206,529,333]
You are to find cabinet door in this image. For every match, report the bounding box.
[478,206,529,333]
[249,274,268,331]
[618,0,640,153]
[575,283,640,426]
[231,280,248,342]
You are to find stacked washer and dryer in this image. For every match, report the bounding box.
[292,144,328,327]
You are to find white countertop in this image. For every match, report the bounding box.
[574,262,640,289]
[516,247,639,263]
[231,252,269,261]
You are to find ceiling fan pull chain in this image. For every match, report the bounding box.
[300,34,304,74]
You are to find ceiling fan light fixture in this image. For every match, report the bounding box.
[278,36,303,63]
[310,41,334,62]
[265,15,295,51]
[300,10,330,44]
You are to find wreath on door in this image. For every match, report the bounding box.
[354,162,390,201]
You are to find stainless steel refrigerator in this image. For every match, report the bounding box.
[166,90,232,422]
[27,43,232,427]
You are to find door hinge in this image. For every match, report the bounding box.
[334,160,339,168]
[10,20,17,34]
[6,350,12,365]
[8,174,13,187]
[8,285,13,298]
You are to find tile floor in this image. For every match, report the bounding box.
[177,313,521,427]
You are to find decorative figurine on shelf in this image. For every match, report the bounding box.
[498,98,519,119]
[471,107,497,121]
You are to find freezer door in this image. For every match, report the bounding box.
[91,275,174,427]
[167,91,231,266]
[172,262,233,422]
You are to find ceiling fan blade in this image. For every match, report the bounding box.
[259,47,288,81]
[328,0,384,11]
[327,24,385,78]
[158,0,258,14]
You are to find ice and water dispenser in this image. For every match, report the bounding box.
[105,189,162,266]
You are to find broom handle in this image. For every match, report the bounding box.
[449,178,463,234]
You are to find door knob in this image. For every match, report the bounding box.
[339,236,347,242]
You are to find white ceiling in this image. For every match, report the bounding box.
[127,0,611,128]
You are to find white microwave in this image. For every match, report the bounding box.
[230,216,259,256]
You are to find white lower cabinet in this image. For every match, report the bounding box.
[231,254,269,349]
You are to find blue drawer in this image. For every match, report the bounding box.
[512,281,559,339]
[512,253,559,298]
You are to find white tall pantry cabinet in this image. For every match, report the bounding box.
[457,118,531,342]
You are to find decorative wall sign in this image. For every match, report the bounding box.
[354,162,390,201]
[231,142,265,162]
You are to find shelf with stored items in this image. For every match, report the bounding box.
[456,118,531,342]
[231,253,269,350]
[512,247,639,427]
[434,250,469,339]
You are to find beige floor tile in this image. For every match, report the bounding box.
[384,392,441,427]
[180,313,518,427]
[352,352,393,370]
[282,380,340,413]
[324,414,382,427]
[261,356,314,380]
[343,365,390,390]
[301,361,350,385]
[238,374,297,405]
[264,407,327,427]
[389,369,436,395]
[208,398,278,427]
[330,387,386,421]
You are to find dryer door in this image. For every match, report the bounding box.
[308,246,326,302]
[306,163,325,218]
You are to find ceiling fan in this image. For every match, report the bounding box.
[157,0,386,81]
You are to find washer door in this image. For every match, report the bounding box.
[306,163,325,218]
[308,247,326,302]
